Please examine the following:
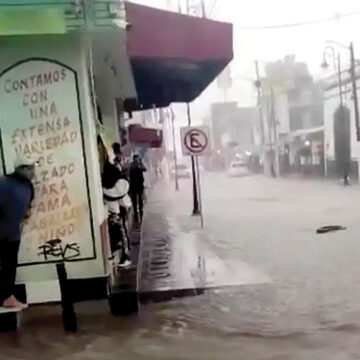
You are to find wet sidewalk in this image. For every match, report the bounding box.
[137,182,269,303]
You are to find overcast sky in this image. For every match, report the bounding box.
[130,0,360,123]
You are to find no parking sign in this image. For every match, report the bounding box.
[181,126,212,156]
[180,125,212,229]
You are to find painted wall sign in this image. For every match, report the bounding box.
[0,59,95,266]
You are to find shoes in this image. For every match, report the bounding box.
[118,258,132,268]
[3,295,28,310]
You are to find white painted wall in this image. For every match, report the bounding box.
[324,85,360,158]
[324,83,360,179]
[0,33,108,302]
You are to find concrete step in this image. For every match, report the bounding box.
[0,307,22,332]
[0,284,26,332]
[108,219,142,316]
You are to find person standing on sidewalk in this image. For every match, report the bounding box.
[129,154,147,221]
[111,142,132,250]
[0,155,36,309]
[112,143,128,178]
[102,160,132,267]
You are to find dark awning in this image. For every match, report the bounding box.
[124,2,233,111]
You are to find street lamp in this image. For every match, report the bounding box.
[321,45,343,106]
[321,41,360,141]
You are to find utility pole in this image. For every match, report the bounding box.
[187,103,200,216]
[200,0,206,17]
[255,61,265,145]
[337,51,344,107]
[322,45,344,108]
[269,87,277,178]
[350,42,360,141]
[186,0,190,14]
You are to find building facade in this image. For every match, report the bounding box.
[0,0,136,304]
[323,72,360,182]
[208,102,256,169]
[259,56,324,177]
[0,0,233,308]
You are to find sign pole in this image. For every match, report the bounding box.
[195,156,204,228]
[180,121,211,223]
[170,107,179,191]
[187,103,200,216]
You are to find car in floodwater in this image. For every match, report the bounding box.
[227,160,249,177]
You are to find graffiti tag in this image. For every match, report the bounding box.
[38,240,80,261]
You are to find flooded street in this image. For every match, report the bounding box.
[2,0,360,358]
[3,173,360,359]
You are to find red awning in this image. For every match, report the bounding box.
[124,2,233,111]
[128,124,163,148]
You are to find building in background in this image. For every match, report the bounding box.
[207,102,256,170]
[259,55,324,177]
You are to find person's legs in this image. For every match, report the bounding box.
[109,212,130,265]
[118,215,131,266]
[138,189,144,220]
[0,240,26,308]
[120,206,131,251]
[108,213,121,254]
[344,168,350,185]
[131,192,138,218]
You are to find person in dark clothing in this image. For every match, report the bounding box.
[102,159,125,188]
[111,143,131,249]
[102,160,131,267]
[129,155,147,220]
[0,155,36,309]
[112,143,125,173]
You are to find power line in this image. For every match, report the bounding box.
[239,10,360,30]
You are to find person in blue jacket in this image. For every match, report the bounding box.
[0,155,36,309]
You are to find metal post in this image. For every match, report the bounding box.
[350,42,360,141]
[336,50,347,184]
[186,0,190,13]
[337,51,344,107]
[272,86,280,177]
[200,0,206,17]
[323,45,343,107]
[195,156,204,228]
[255,61,265,145]
[170,108,179,191]
[187,103,200,216]
[56,262,77,332]
[269,87,277,177]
